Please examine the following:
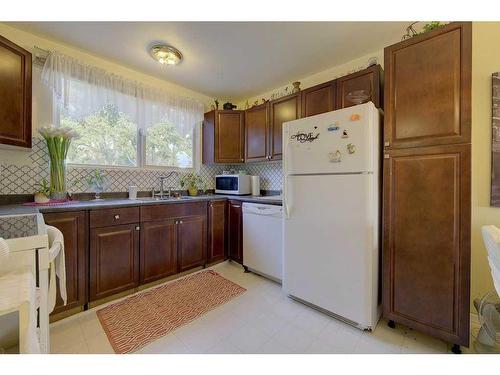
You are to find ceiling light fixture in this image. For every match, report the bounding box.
[150,44,183,65]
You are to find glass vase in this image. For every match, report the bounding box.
[49,157,67,200]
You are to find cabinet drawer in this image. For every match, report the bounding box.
[90,207,140,228]
[141,202,207,222]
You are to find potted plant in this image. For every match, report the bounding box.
[38,125,79,200]
[86,169,106,200]
[179,172,204,196]
[34,178,52,204]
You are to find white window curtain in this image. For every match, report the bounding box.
[41,51,204,138]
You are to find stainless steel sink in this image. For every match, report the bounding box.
[135,196,194,202]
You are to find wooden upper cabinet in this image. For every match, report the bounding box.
[43,211,87,315]
[270,93,301,160]
[203,110,245,164]
[207,200,227,264]
[0,35,32,148]
[245,102,269,162]
[140,219,177,284]
[90,223,140,301]
[384,22,471,149]
[336,65,382,109]
[301,81,336,117]
[382,144,471,346]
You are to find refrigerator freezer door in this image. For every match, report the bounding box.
[283,174,380,329]
[283,102,378,175]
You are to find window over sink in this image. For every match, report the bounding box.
[44,51,203,170]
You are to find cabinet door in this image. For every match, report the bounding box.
[270,93,301,160]
[43,211,87,314]
[90,224,139,301]
[382,144,470,346]
[208,200,227,263]
[216,110,245,163]
[245,103,269,162]
[336,65,381,109]
[384,22,471,149]
[140,219,177,284]
[227,200,243,263]
[301,81,336,117]
[178,215,207,272]
[0,35,32,148]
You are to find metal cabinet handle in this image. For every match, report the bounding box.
[179,220,183,224]
[135,226,140,231]
[114,214,120,220]
[384,141,390,147]
[384,154,390,159]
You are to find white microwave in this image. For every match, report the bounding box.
[215,174,251,195]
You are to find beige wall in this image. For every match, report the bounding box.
[470,22,500,306]
[0,23,213,165]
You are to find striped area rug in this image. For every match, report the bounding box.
[97,270,246,354]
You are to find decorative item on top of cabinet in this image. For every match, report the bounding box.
[292,81,301,93]
[270,92,301,160]
[336,65,382,109]
[490,73,500,206]
[245,102,270,162]
[223,102,237,110]
[207,200,227,264]
[203,110,245,164]
[0,35,32,148]
[301,80,336,117]
[227,200,243,263]
[382,21,471,350]
[43,211,87,315]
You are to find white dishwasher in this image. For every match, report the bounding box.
[242,202,283,282]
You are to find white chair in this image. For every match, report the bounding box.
[0,238,40,354]
[475,226,500,352]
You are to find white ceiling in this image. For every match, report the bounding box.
[10,22,407,101]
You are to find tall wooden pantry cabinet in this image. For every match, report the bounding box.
[382,22,471,353]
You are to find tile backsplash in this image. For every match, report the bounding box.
[0,138,283,195]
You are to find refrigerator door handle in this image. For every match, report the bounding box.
[284,176,292,219]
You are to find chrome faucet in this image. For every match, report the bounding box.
[154,171,179,199]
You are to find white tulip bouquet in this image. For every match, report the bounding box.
[38,126,79,199]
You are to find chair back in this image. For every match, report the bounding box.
[481,225,500,295]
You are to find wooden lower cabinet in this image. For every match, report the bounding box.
[227,200,243,263]
[178,215,207,272]
[207,200,227,263]
[90,223,140,301]
[140,202,208,281]
[140,219,177,284]
[43,211,87,314]
[382,144,471,346]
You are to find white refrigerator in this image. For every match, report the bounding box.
[282,102,381,330]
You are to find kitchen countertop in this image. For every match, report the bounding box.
[0,194,282,216]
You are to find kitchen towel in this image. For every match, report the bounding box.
[46,225,67,313]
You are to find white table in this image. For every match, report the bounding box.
[0,213,50,353]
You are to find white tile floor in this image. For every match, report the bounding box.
[49,261,474,354]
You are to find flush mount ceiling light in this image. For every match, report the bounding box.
[150,44,183,65]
